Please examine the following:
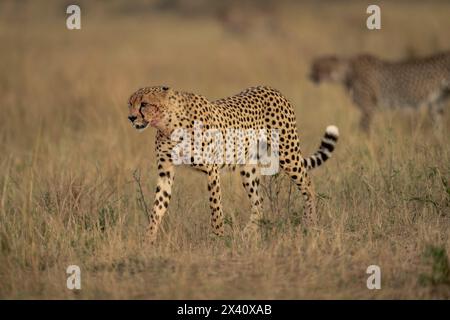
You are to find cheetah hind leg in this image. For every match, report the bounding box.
[280,162,317,227]
[240,165,264,237]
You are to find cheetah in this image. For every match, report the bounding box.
[127,86,339,243]
[310,52,450,132]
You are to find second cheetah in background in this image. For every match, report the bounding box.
[310,52,450,132]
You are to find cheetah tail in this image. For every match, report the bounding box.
[303,125,339,170]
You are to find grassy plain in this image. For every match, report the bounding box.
[0,0,449,299]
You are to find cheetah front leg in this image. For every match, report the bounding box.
[352,84,376,133]
[145,140,175,244]
[428,101,444,132]
[359,109,374,133]
[207,165,224,236]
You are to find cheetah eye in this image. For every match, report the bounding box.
[140,102,148,108]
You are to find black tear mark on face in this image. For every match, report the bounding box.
[139,106,146,119]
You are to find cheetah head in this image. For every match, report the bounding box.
[127,86,178,133]
[309,56,349,84]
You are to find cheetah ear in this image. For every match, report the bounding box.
[161,86,174,96]
[162,86,177,101]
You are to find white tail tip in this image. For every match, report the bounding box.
[326,125,339,136]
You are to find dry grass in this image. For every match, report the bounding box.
[0,0,449,299]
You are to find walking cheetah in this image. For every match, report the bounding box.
[127,86,339,243]
[310,52,450,131]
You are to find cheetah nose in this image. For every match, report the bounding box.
[128,115,137,123]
